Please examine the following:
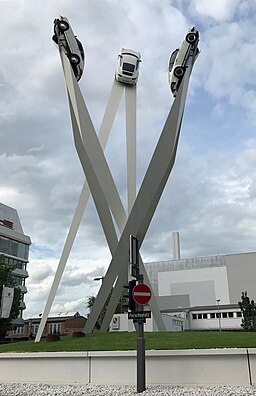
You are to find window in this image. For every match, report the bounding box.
[14,326,24,335]
[173,319,183,326]
[236,312,242,318]
[197,314,202,319]
[222,312,228,318]
[0,237,9,253]
[13,276,22,286]
[123,63,135,73]
[24,245,29,260]
[228,312,234,318]
[203,313,208,319]
[17,243,26,259]
[192,314,197,320]
[9,240,18,256]
[210,313,215,319]
[32,324,39,335]
[49,323,61,334]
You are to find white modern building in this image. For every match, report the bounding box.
[111,232,255,332]
[0,203,31,326]
[110,312,185,332]
[143,232,256,330]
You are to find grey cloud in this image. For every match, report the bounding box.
[61,266,106,287]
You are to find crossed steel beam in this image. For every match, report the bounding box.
[35,25,196,341]
[36,42,165,343]
[85,65,192,333]
[61,49,168,334]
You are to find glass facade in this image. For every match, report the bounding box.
[0,236,29,260]
[0,204,31,326]
[0,232,30,322]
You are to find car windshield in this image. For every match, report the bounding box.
[123,63,135,73]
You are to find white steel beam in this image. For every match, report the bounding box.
[125,85,137,214]
[35,81,124,343]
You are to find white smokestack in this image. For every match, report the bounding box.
[172,232,180,260]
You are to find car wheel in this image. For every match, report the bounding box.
[173,66,184,78]
[186,32,197,45]
[58,20,69,31]
[70,54,80,65]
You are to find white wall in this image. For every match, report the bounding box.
[189,309,242,330]
[0,349,254,386]
[158,266,230,306]
[110,313,185,332]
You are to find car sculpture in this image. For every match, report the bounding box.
[52,16,85,82]
[115,48,141,85]
[168,27,199,97]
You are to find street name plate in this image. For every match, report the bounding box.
[128,311,151,320]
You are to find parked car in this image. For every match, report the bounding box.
[52,16,85,82]
[168,27,199,97]
[115,48,141,85]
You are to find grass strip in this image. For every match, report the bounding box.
[0,331,256,353]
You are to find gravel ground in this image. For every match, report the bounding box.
[0,384,256,396]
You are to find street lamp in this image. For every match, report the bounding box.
[216,299,221,332]
[94,276,104,283]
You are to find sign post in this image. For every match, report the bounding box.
[136,274,146,393]
[129,235,152,393]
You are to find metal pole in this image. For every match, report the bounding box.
[216,299,221,332]
[137,274,145,393]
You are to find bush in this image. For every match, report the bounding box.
[72,331,85,338]
[46,334,60,342]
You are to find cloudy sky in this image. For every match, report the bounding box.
[1,0,256,318]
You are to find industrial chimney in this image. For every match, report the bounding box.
[172,231,181,260]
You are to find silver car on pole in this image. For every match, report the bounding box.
[115,48,141,85]
[168,27,199,97]
[52,16,85,82]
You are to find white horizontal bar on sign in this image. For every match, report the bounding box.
[133,292,151,296]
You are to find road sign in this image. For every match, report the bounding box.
[132,283,152,305]
[130,235,139,265]
[130,264,139,278]
[128,311,151,320]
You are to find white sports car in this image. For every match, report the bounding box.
[168,27,199,97]
[115,48,141,85]
[52,16,85,82]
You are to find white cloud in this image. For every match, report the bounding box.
[192,0,239,22]
[0,0,256,319]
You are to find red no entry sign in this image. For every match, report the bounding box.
[132,283,152,305]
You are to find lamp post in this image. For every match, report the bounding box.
[216,299,221,332]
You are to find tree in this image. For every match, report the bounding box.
[86,291,124,330]
[0,255,22,340]
[86,295,105,330]
[238,291,256,331]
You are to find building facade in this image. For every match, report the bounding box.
[6,311,86,340]
[144,251,256,330]
[0,203,31,326]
